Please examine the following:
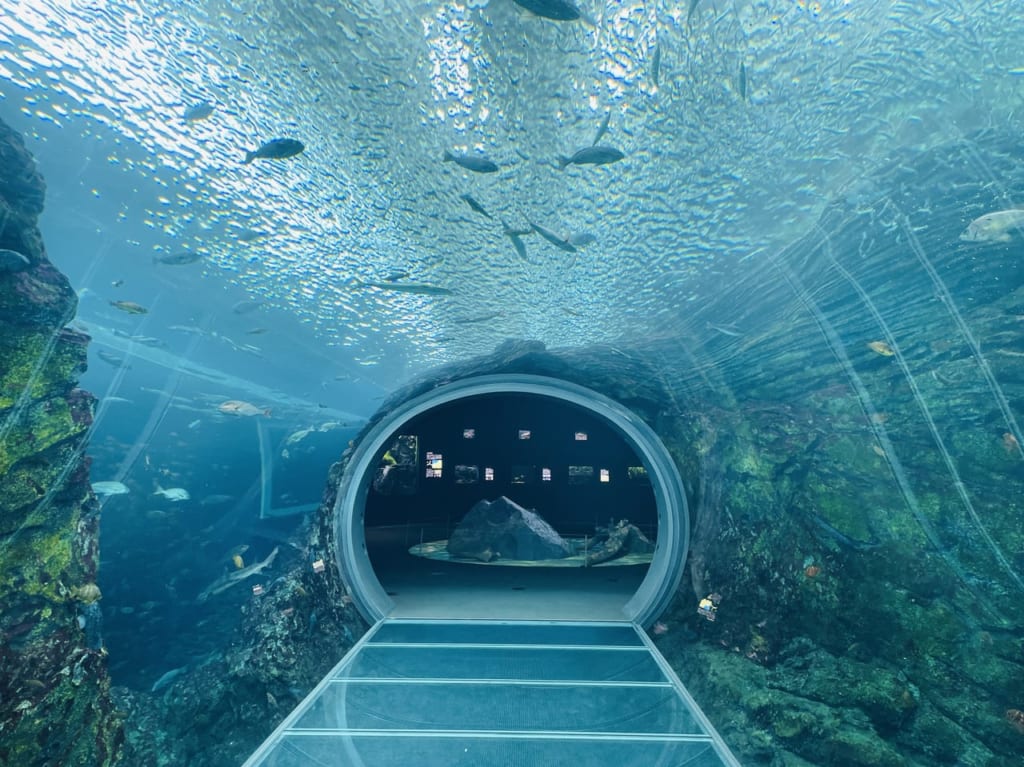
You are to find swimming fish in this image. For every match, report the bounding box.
[960,209,1024,243]
[109,300,148,315]
[502,220,532,261]
[558,145,625,169]
[592,111,611,146]
[568,231,597,247]
[92,481,129,496]
[0,248,30,272]
[197,547,279,602]
[232,299,264,314]
[242,138,305,164]
[183,101,214,122]
[739,62,747,101]
[96,349,126,367]
[153,251,204,266]
[650,44,661,87]
[232,554,245,569]
[867,340,895,356]
[511,0,581,20]
[356,280,455,296]
[218,400,272,417]
[154,485,190,502]
[442,151,499,173]
[460,193,492,219]
[528,220,577,253]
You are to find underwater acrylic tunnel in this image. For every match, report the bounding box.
[243,374,743,767]
[332,374,690,627]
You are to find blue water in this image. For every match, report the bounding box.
[2,0,1024,763]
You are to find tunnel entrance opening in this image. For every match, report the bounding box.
[335,375,688,626]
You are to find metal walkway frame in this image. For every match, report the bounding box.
[243,619,741,767]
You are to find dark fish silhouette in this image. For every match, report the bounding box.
[558,145,625,169]
[460,193,492,219]
[443,151,499,173]
[154,251,203,265]
[183,101,214,122]
[512,0,580,20]
[243,138,305,164]
[502,220,532,261]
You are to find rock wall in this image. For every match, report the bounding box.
[0,118,122,765]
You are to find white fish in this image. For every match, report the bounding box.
[154,485,190,502]
[960,209,1024,243]
[92,481,129,496]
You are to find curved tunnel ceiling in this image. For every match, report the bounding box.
[334,374,689,627]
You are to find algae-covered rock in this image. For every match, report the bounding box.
[0,116,121,766]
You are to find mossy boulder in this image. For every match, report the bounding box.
[0,116,121,765]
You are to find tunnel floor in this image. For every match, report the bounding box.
[367,524,648,621]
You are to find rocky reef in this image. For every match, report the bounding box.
[0,118,122,764]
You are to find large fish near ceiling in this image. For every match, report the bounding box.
[512,0,581,20]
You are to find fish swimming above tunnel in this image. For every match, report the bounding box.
[512,0,581,20]
[197,546,279,602]
[92,481,129,496]
[218,399,272,417]
[153,251,204,266]
[442,151,499,173]
[558,145,625,169]
[528,220,577,253]
[354,279,455,296]
[959,208,1024,243]
[242,138,305,164]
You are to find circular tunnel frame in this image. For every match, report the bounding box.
[334,374,689,627]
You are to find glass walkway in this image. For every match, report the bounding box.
[243,619,741,767]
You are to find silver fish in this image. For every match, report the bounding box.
[154,486,190,501]
[558,145,625,169]
[92,481,129,496]
[197,547,279,602]
[442,151,498,173]
[358,280,455,296]
[529,220,577,253]
[460,193,492,218]
[502,220,532,261]
[960,209,1024,243]
[183,101,214,122]
[154,251,204,266]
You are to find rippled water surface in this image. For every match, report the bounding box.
[3,0,1020,386]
